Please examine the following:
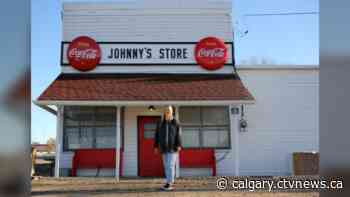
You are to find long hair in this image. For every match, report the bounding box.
[161,105,176,123]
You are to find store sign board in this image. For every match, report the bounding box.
[61,37,234,71]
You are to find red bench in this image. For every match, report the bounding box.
[72,148,123,177]
[179,148,216,176]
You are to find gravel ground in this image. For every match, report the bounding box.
[31,177,320,197]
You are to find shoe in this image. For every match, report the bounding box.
[161,183,174,191]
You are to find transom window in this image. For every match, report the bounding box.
[179,106,230,149]
[63,106,116,151]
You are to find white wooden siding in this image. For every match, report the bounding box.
[63,1,232,15]
[215,105,239,176]
[63,1,233,42]
[77,169,115,177]
[60,152,74,169]
[215,150,236,176]
[180,168,212,177]
[237,69,319,175]
[63,14,232,42]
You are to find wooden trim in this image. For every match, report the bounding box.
[61,65,236,74]
[55,106,64,177]
[229,105,240,176]
[34,103,57,116]
[137,116,140,177]
[34,100,255,106]
[174,106,180,178]
[115,107,121,180]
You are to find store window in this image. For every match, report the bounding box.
[63,106,116,151]
[179,106,230,149]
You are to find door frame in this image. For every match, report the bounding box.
[137,115,162,177]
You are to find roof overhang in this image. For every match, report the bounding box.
[35,73,255,112]
[34,102,57,115]
[34,99,255,107]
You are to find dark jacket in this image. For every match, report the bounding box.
[154,118,182,153]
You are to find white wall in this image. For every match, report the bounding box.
[77,169,115,177]
[60,152,74,169]
[180,168,212,177]
[62,12,233,42]
[238,69,319,175]
[63,0,232,11]
[215,105,239,176]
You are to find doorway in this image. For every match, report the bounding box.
[138,116,164,177]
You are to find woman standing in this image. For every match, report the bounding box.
[154,106,182,191]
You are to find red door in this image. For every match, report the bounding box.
[138,116,164,177]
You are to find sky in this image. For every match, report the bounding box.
[31,0,319,143]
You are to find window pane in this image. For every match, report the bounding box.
[95,127,116,148]
[179,107,201,125]
[63,106,117,150]
[64,106,94,126]
[79,127,94,148]
[202,127,229,148]
[144,131,155,139]
[95,107,116,126]
[64,116,79,126]
[181,127,201,147]
[65,127,80,150]
[79,107,95,126]
[96,107,116,114]
[202,107,229,125]
[64,107,80,126]
[144,123,157,130]
[143,123,157,139]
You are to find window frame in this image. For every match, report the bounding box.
[120,106,125,150]
[62,106,117,152]
[179,106,231,149]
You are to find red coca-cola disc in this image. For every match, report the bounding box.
[195,37,228,70]
[67,36,101,71]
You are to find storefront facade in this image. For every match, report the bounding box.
[35,0,319,178]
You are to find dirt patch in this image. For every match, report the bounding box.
[32,177,319,197]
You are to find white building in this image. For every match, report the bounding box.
[34,0,318,178]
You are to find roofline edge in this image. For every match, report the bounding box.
[34,99,255,106]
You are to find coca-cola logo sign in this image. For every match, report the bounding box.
[195,37,228,70]
[67,36,101,71]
